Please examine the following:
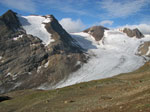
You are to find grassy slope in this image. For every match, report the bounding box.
[0,62,150,112]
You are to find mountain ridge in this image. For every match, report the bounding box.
[0,10,150,93]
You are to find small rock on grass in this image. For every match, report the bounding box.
[64,100,75,104]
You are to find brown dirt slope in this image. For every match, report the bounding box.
[0,62,150,112]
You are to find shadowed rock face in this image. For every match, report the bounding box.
[0,10,22,40]
[0,10,86,93]
[0,96,11,102]
[0,10,20,30]
[83,26,109,41]
[123,28,144,38]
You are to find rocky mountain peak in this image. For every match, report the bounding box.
[83,26,109,41]
[0,10,21,31]
[123,28,144,38]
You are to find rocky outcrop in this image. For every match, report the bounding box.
[123,28,144,38]
[83,26,109,41]
[0,10,86,93]
[138,41,150,57]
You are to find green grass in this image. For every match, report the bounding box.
[0,62,150,112]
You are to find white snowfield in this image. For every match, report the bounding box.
[55,29,150,88]
[18,15,54,46]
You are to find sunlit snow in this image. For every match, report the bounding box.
[13,35,23,40]
[44,61,49,68]
[18,15,54,46]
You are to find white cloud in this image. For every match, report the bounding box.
[99,20,114,26]
[0,0,36,13]
[118,24,150,35]
[59,18,85,33]
[98,0,149,18]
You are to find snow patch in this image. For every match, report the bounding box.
[43,17,51,23]
[12,74,18,80]
[0,56,2,60]
[37,61,49,73]
[30,43,36,47]
[44,61,49,68]
[28,72,32,75]
[18,15,54,46]
[76,61,81,66]
[37,66,42,73]
[1,60,4,63]
[5,73,12,77]
[5,73,18,80]
[13,35,23,40]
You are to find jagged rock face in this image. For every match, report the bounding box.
[138,41,150,57]
[123,28,144,38]
[83,26,109,41]
[0,10,86,93]
[0,33,48,93]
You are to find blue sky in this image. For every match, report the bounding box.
[0,0,150,33]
